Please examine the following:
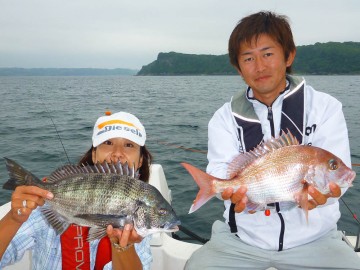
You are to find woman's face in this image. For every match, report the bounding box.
[92,137,143,170]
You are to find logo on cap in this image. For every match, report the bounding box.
[97,119,141,130]
[96,119,143,138]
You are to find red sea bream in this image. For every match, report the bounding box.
[182,131,356,217]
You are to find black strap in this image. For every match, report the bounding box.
[228,203,238,233]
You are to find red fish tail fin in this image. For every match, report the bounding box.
[295,181,309,223]
[181,162,217,214]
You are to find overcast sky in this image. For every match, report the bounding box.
[1,0,359,70]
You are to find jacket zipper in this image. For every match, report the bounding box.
[267,106,285,252]
[267,107,275,134]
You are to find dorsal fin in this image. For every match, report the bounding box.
[46,161,139,182]
[227,130,299,179]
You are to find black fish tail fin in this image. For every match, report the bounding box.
[3,158,42,190]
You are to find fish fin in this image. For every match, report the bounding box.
[40,203,70,235]
[3,158,42,190]
[294,181,309,223]
[278,129,299,146]
[88,227,107,242]
[46,165,76,183]
[226,130,299,179]
[85,214,134,241]
[47,161,139,183]
[245,202,265,212]
[135,227,149,238]
[245,202,278,213]
[181,163,217,214]
[227,152,258,179]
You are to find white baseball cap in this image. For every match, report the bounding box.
[92,111,146,147]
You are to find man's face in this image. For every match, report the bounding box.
[237,34,295,105]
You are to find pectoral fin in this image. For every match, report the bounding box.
[294,181,309,222]
[40,203,71,235]
[74,214,134,241]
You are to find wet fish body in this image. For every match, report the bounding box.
[3,159,180,240]
[183,131,356,215]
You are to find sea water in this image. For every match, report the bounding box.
[0,75,359,241]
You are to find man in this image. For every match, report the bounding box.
[185,11,360,270]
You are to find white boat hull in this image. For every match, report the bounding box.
[0,164,358,269]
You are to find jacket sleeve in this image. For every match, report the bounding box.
[206,103,241,179]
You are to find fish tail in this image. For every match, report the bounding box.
[181,162,217,214]
[3,158,42,190]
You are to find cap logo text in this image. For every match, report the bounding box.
[98,119,140,131]
[97,125,143,138]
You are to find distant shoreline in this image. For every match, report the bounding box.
[2,41,360,76]
[0,68,138,76]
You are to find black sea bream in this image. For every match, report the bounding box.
[3,158,180,240]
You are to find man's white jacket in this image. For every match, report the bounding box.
[207,75,351,250]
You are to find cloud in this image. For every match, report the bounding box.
[0,0,359,69]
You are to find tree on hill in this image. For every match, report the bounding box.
[138,42,360,75]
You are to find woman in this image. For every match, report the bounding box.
[0,111,153,269]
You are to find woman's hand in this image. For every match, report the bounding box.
[10,185,53,224]
[106,224,143,248]
[0,185,53,259]
[106,224,143,269]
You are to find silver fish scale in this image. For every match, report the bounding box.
[237,146,312,204]
[245,167,305,204]
[48,173,147,225]
[216,145,321,208]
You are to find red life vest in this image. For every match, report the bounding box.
[60,224,111,270]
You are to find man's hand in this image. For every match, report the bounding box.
[221,186,248,213]
[307,182,341,210]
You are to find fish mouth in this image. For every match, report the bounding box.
[347,170,356,184]
[160,220,181,232]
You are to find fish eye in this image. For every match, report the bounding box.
[328,159,338,170]
[158,208,168,215]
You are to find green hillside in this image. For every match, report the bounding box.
[137,42,360,75]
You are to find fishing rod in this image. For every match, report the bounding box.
[42,101,71,164]
[341,197,360,225]
[174,225,209,244]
